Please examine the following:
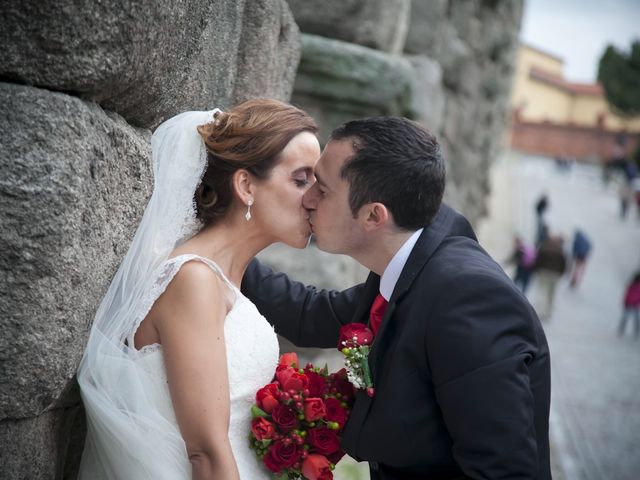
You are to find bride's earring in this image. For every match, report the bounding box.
[245,199,253,221]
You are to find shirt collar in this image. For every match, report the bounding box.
[379,228,423,301]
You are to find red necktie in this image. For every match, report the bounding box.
[369,293,388,337]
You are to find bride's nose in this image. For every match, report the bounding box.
[302,183,319,210]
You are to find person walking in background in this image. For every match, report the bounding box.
[633,177,640,220]
[618,272,640,339]
[508,235,536,294]
[606,138,637,219]
[535,192,549,246]
[534,234,567,320]
[619,160,638,220]
[570,229,592,289]
[619,180,634,219]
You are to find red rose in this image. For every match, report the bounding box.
[288,372,309,391]
[263,440,302,473]
[305,370,328,397]
[307,426,340,455]
[251,417,275,441]
[279,352,299,368]
[256,383,280,414]
[271,403,299,432]
[338,323,374,350]
[304,397,327,422]
[276,367,309,392]
[301,454,333,480]
[330,369,355,401]
[324,397,348,428]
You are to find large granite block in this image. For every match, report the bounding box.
[0,0,245,128]
[233,0,301,103]
[286,0,411,54]
[406,55,445,134]
[0,400,85,480]
[293,34,414,141]
[404,0,448,57]
[0,83,153,421]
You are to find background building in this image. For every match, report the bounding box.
[508,43,640,162]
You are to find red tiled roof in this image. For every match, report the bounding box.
[529,66,603,96]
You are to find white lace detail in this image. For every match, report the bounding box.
[125,254,238,353]
[138,343,161,355]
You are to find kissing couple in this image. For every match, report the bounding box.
[77,99,551,479]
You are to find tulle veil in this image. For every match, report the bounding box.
[77,109,220,479]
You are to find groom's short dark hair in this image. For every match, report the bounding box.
[330,117,445,230]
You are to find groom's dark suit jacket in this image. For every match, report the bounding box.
[242,204,551,479]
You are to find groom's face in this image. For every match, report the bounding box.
[303,139,365,255]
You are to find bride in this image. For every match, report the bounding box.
[77,99,320,479]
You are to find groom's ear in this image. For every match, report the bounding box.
[361,202,390,232]
[232,169,254,203]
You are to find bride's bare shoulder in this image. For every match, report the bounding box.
[135,259,231,349]
[153,259,232,323]
[173,258,230,297]
[172,258,225,285]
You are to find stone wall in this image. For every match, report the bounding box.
[0,85,154,478]
[0,1,300,478]
[406,0,525,222]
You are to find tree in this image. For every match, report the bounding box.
[597,41,640,116]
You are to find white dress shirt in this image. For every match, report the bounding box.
[379,228,424,301]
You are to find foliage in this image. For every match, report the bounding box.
[597,41,640,116]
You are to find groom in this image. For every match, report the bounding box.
[242,117,551,479]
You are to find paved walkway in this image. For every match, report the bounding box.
[479,153,640,480]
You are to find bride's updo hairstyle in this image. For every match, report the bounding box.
[195,99,318,225]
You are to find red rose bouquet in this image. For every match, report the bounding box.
[337,323,375,397]
[250,352,355,479]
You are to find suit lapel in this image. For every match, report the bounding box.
[352,272,380,324]
[368,204,458,378]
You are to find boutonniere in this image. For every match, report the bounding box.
[337,324,375,397]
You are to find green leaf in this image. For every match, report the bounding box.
[360,355,373,388]
[251,405,269,418]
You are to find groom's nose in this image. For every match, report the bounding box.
[302,183,318,211]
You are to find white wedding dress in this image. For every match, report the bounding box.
[80,254,279,479]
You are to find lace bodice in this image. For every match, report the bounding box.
[130,254,279,478]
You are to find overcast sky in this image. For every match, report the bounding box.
[520,0,640,83]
